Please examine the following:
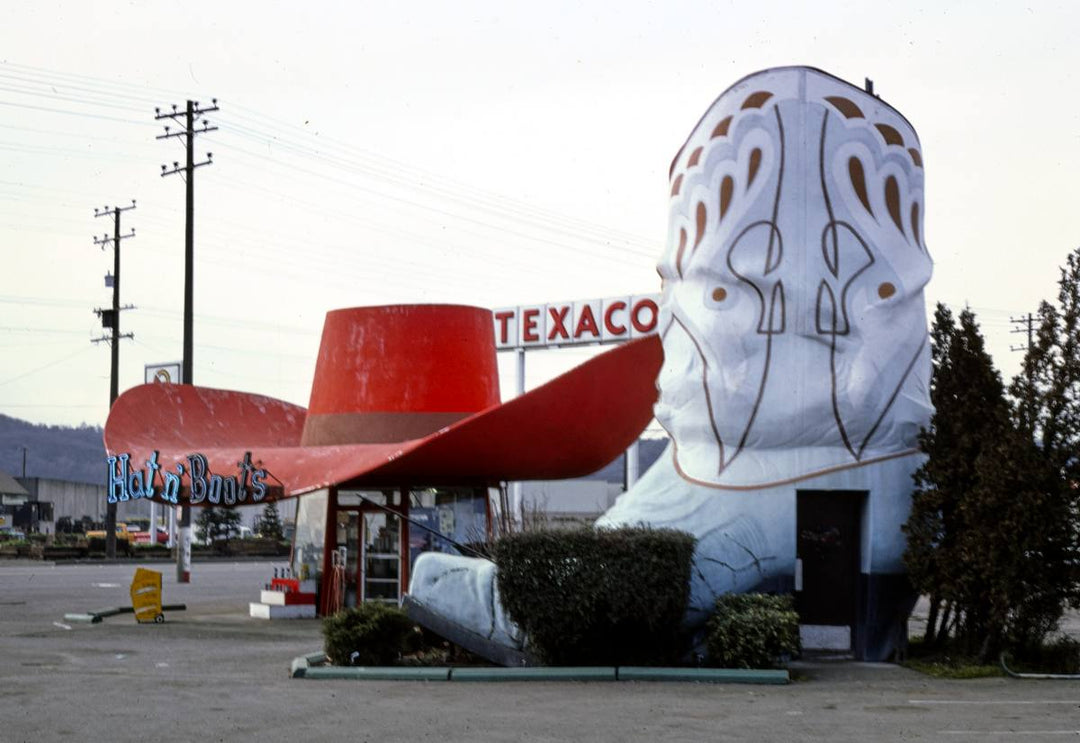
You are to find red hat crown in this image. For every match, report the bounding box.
[300,305,500,446]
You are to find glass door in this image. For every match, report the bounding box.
[334,510,360,607]
[361,510,401,602]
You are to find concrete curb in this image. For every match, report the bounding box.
[452,666,617,682]
[305,666,452,681]
[617,666,789,684]
[289,653,790,684]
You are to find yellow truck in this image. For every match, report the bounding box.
[86,522,135,544]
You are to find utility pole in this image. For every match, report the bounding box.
[1010,313,1035,354]
[92,201,136,560]
[156,98,217,583]
[1011,312,1036,384]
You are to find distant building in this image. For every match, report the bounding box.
[0,470,30,531]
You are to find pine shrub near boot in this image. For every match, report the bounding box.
[706,593,800,669]
[322,603,418,666]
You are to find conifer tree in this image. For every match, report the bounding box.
[905,304,1012,655]
[259,500,284,542]
[907,249,1080,661]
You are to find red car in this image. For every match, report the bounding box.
[132,528,169,545]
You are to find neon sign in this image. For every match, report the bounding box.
[106,451,269,506]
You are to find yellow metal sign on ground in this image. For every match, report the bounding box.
[130,567,164,623]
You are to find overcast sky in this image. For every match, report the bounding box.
[2,0,1078,428]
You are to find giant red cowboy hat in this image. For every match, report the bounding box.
[104,304,662,503]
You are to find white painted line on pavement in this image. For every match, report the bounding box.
[939,732,1080,736]
[912,700,1080,706]
[52,621,71,630]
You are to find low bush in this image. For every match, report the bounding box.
[1005,635,1080,675]
[494,527,696,666]
[322,603,419,666]
[706,593,800,669]
[87,537,133,556]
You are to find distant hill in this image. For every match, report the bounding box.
[0,414,105,485]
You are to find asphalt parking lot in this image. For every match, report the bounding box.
[2,560,1079,742]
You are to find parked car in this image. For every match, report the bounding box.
[132,527,169,545]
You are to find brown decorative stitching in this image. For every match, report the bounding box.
[719,176,734,221]
[695,202,707,249]
[911,203,921,249]
[748,148,762,188]
[885,176,904,234]
[824,96,864,119]
[875,123,904,147]
[741,91,773,109]
[675,228,688,278]
[711,116,733,138]
[848,157,872,215]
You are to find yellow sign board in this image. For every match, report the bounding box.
[130,567,163,623]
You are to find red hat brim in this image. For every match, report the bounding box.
[104,335,662,500]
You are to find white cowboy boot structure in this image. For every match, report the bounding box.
[599,66,931,660]
[411,66,932,662]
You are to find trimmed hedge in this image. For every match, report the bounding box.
[494,527,696,666]
[706,593,800,669]
[322,603,419,666]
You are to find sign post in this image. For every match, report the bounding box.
[492,294,660,522]
[145,362,187,578]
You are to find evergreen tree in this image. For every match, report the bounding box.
[904,304,1073,660]
[259,500,284,541]
[1005,247,1080,633]
[905,305,1012,655]
[195,507,223,545]
[220,509,242,544]
[907,248,1080,662]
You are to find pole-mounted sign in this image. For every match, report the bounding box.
[145,362,183,385]
[493,294,661,350]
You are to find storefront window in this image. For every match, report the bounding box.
[291,489,328,583]
[338,489,400,508]
[408,486,490,569]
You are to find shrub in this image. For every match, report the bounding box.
[322,603,419,666]
[1010,635,1080,674]
[706,593,800,669]
[87,537,133,556]
[494,527,696,666]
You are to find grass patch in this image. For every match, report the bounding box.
[901,639,1002,679]
[903,657,1002,679]
[904,635,1080,678]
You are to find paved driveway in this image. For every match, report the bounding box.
[2,561,1078,742]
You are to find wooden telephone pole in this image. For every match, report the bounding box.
[155,98,217,583]
[92,200,136,559]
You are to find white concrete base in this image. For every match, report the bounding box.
[800,624,851,651]
[249,602,316,620]
[260,590,316,606]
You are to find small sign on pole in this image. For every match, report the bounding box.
[145,362,183,385]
